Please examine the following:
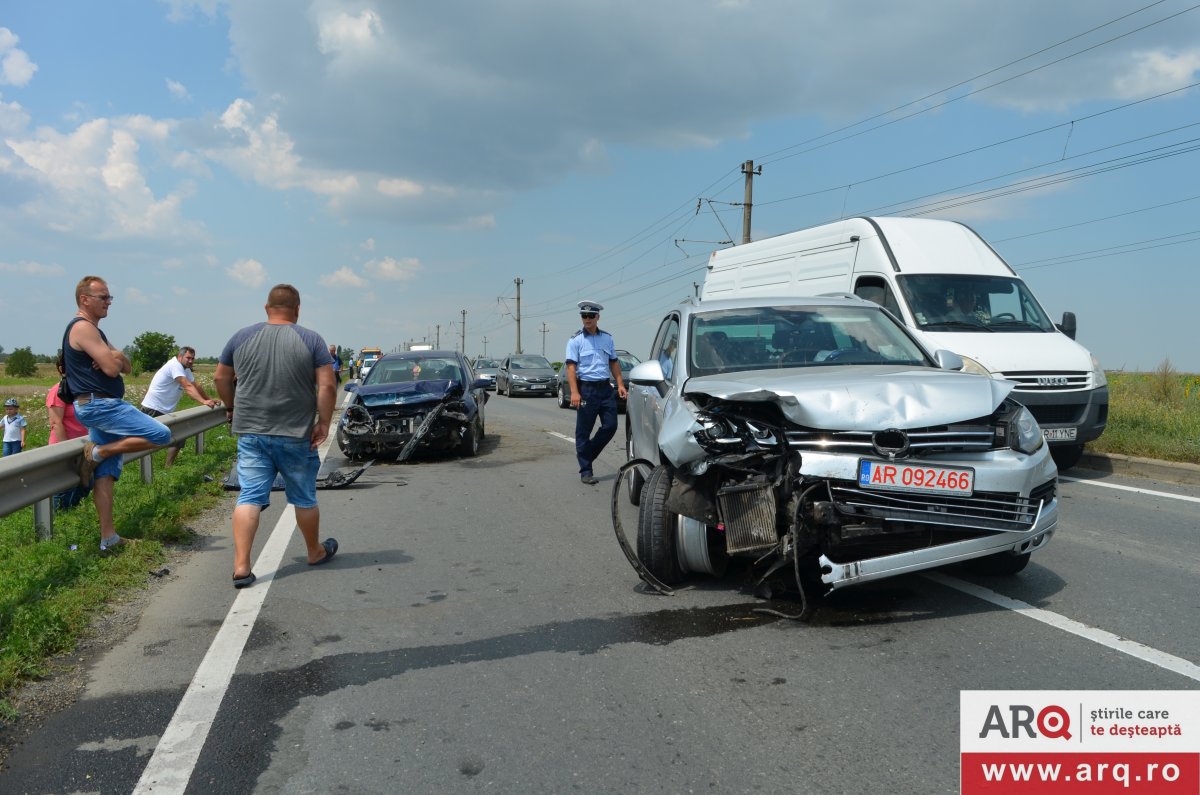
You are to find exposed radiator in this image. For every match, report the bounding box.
[717,482,778,553]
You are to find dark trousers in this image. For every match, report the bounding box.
[575,382,617,475]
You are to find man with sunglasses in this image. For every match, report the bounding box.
[63,276,172,551]
[564,300,627,485]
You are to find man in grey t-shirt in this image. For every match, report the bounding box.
[215,284,338,589]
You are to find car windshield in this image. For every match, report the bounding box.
[367,357,464,384]
[687,305,930,377]
[474,358,499,368]
[617,353,640,372]
[510,355,552,369]
[897,274,1056,332]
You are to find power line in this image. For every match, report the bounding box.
[991,194,1200,243]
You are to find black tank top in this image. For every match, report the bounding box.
[62,317,125,399]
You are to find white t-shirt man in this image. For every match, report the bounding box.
[141,356,195,414]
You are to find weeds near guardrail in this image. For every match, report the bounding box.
[0,427,236,706]
[1089,362,1200,464]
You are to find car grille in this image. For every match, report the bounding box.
[785,423,997,455]
[827,476,1056,533]
[998,370,1092,392]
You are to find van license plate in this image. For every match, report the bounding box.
[1042,428,1077,441]
[858,460,974,496]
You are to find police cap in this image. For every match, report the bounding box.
[577,300,604,314]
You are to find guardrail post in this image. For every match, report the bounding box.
[196,432,206,455]
[34,498,54,541]
[140,455,153,484]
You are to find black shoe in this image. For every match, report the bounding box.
[581,474,598,485]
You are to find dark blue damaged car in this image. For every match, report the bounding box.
[337,350,490,461]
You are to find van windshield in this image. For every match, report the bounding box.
[897,275,1055,333]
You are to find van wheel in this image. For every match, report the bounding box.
[637,466,684,584]
[966,552,1031,576]
[1050,444,1083,471]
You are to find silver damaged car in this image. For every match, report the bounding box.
[625,296,1058,594]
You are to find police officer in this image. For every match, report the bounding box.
[564,300,627,485]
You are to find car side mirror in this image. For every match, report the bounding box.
[343,382,357,392]
[1057,311,1077,340]
[471,378,491,391]
[933,349,964,371]
[630,360,666,385]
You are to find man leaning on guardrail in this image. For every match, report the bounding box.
[64,275,173,551]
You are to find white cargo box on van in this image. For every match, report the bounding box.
[702,216,1107,469]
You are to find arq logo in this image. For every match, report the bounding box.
[979,704,1072,740]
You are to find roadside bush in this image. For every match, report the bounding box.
[3,347,36,378]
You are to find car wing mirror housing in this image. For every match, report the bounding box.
[343,382,358,392]
[630,360,666,386]
[933,349,964,371]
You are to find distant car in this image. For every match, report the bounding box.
[496,354,558,397]
[337,350,490,460]
[358,355,380,381]
[557,349,642,411]
[472,357,500,390]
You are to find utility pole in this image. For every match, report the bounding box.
[460,309,467,354]
[482,336,488,356]
[435,324,440,349]
[539,323,549,356]
[741,159,762,245]
[693,281,701,297]
[514,277,524,354]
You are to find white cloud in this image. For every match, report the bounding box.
[377,177,423,198]
[2,115,202,241]
[1113,49,1200,99]
[364,256,419,281]
[227,257,267,287]
[166,78,192,101]
[360,237,376,251]
[125,287,151,305]
[316,10,384,57]
[0,28,37,87]
[319,266,368,287]
[0,259,64,275]
[0,96,29,134]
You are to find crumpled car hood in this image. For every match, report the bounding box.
[682,366,1013,429]
[353,380,458,407]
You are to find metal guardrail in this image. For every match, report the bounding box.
[0,404,228,538]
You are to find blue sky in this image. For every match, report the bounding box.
[2,0,1198,371]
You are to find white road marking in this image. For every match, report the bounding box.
[547,431,574,442]
[1060,475,1200,504]
[133,400,344,794]
[926,573,1200,683]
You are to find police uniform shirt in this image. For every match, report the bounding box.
[565,328,617,382]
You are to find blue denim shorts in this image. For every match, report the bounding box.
[74,398,173,481]
[236,434,319,509]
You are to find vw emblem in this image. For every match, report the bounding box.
[872,428,910,459]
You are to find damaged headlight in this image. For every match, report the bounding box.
[1008,404,1044,455]
[693,413,777,454]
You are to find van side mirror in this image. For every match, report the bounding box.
[933,350,964,371]
[630,360,666,386]
[1057,311,1077,340]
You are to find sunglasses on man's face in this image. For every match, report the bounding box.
[580,313,598,319]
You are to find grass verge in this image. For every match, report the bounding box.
[1088,367,1200,464]
[0,427,236,712]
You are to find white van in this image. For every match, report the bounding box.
[702,216,1107,469]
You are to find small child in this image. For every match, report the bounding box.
[3,398,27,456]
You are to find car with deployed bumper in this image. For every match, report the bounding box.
[338,350,490,460]
[557,349,642,411]
[472,357,500,390]
[496,354,558,397]
[625,295,1057,595]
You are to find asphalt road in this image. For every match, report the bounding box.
[2,390,1198,794]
